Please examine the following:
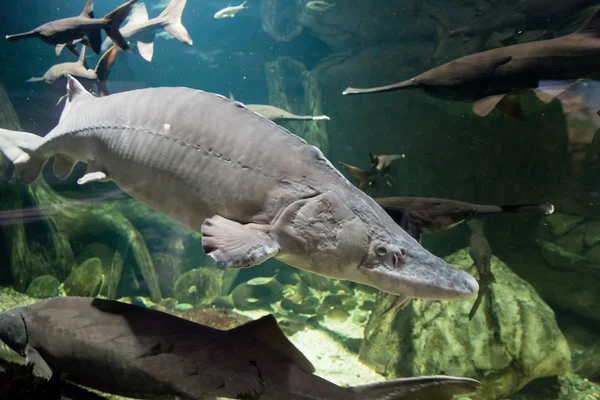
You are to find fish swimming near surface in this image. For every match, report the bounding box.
[26,45,120,96]
[343,9,600,119]
[0,75,479,302]
[101,0,193,62]
[306,1,336,12]
[466,219,495,320]
[214,1,248,19]
[5,0,137,56]
[229,94,330,121]
[374,196,555,242]
[0,297,481,399]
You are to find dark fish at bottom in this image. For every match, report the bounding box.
[0,297,481,400]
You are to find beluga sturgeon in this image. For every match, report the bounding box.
[343,9,600,119]
[0,297,481,400]
[5,0,137,55]
[0,76,478,301]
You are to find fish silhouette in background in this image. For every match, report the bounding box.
[340,153,405,193]
[5,0,137,56]
[343,9,600,119]
[374,196,554,242]
[466,219,495,320]
[0,297,482,400]
[27,44,120,96]
[306,1,336,12]
[101,0,193,62]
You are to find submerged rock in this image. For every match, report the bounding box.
[231,276,283,311]
[25,275,60,299]
[63,258,104,297]
[173,267,222,306]
[360,248,571,400]
[151,252,181,298]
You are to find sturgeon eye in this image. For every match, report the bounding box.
[376,245,387,256]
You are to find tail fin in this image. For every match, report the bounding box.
[348,376,480,400]
[95,45,120,96]
[240,0,248,8]
[339,162,369,190]
[5,31,38,41]
[159,0,193,45]
[102,0,139,52]
[0,129,45,184]
[312,115,330,121]
[342,79,416,96]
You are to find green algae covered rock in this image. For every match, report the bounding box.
[152,252,181,298]
[173,267,222,306]
[25,275,60,299]
[360,248,571,400]
[63,258,104,297]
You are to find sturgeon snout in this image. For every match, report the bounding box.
[360,238,479,300]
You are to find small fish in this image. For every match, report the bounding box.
[229,93,330,121]
[0,297,482,400]
[339,162,377,191]
[5,0,137,55]
[27,44,120,96]
[306,1,336,12]
[370,153,405,173]
[214,1,248,19]
[466,219,495,320]
[343,9,600,119]
[374,196,555,242]
[101,0,193,62]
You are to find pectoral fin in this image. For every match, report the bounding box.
[25,346,53,380]
[473,93,524,120]
[201,215,279,268]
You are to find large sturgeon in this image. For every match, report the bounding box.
[0,76,478,300]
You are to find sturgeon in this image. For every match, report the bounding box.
[0,76,478,300]
[5,0,137,55]
[0,297,481,399]
[343,9,600,119]
[101,0,193,62]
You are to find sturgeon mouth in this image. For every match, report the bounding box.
[360,255,479,300]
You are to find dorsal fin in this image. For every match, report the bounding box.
[82,0,94,17]
[127,3,149,26]
[577,8,600,36]
[231,315,315,375]
[60,75,94,124]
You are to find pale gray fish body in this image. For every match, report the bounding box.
[27,46,96,84]
[0,297,481,400]
[0,76,479,301]
[101,0,193,62]
[247,104,330,121]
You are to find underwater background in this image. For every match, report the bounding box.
[0,0,599,399]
